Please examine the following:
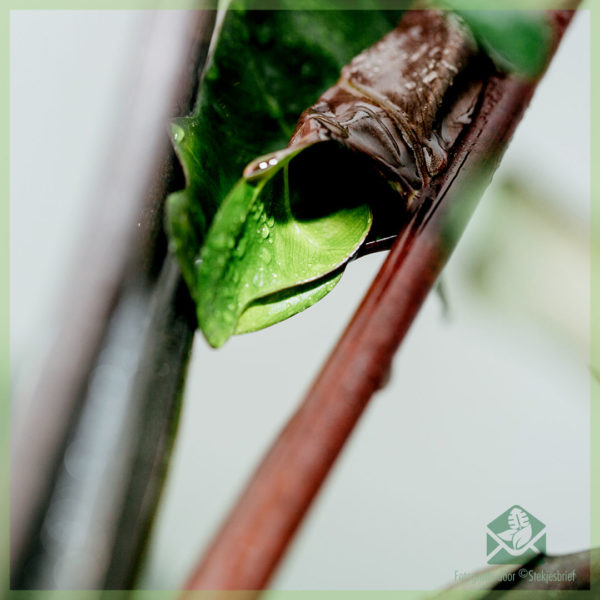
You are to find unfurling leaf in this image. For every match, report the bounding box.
[166,4,403,346]
[168,6,484,347]
[195,145,375,348]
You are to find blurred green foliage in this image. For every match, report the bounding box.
[444,6,553,77]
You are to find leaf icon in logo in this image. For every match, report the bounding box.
[508,507,530,530]
[498,529,516,542]
[498,508,533,551]
[513,524,533,549]
[497,508,533,551]
[488,506,544,564]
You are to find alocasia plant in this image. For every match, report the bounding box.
[498,507,533,550]
[167,3,403,346]
[167,3,552,348]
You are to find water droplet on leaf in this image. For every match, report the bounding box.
[172,125,185,142]
[259,247,272,263]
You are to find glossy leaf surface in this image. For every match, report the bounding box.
[197,151,372,347]
[167,3,403,345]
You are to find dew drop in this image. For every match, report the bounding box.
[172,125,185,142]
[259,247,272,263]
[261,225,270,238]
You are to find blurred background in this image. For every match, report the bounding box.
[10,9,590,590]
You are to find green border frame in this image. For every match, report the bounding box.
[2,1,596,598]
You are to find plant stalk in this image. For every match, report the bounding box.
[182,10,576,592]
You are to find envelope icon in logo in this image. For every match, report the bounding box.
[486,505,546,565]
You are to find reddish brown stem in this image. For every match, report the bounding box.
[182,11,575,593]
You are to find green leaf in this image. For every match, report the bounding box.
[196,146,372,347]
[450,9,552,77]
[236,272,342,335]
[166,3,403,344]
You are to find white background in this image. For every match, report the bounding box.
[10,10,590,590]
